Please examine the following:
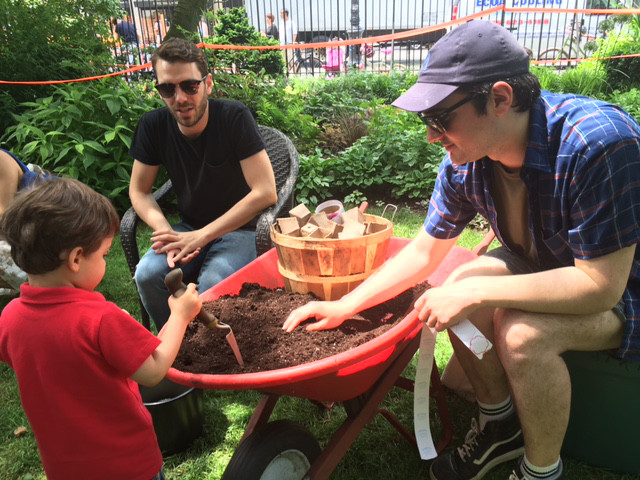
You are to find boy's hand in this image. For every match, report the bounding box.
[168,282,201,324]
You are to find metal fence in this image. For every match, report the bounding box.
[113,0,628,76]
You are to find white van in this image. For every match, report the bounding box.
[452,0,609,59]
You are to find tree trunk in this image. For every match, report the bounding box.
[165,0,208,41]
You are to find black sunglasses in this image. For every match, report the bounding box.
[155,75,208,98]
[416,95,476,134]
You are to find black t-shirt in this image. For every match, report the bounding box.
[129,99,265,229]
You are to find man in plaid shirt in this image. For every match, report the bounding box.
[284,21,640,480]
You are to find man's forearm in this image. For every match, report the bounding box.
[199,189,275,243]
[130,192,171,232]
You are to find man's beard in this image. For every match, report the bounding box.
[170,95,208,128]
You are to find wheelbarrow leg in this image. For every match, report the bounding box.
[240,393,280,442]
[304,335,421,479]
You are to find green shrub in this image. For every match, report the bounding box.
[595,11,640,92]
[291,71,416,123]
[558,62,609,97]
[204,7,285,77]
[0,0,121,133]
[0,78,162,213]
[296,105,445,204]
[296,149,337,206]
[607,88,640,124]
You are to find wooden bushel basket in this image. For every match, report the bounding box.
[270,214,393,300]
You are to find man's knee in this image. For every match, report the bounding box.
[443,255,512,286]
[134,253,168,289]
[493,308,545,366]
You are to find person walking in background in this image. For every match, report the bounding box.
[278,9,297,45]
[283,20,640,480]
[112,13,141,66]
[262,13,279,41]
[113,14,140,46]
[0,177,201,479]
[129,38,276,331]
[279,9,298,70]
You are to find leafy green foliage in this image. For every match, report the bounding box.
[595,8,640,92]
[292,71,416,123]
[295,149,336,206]
[599,34,640,91]
[296,105,445,206]
[607,88,640,123]
[204,7,285,77]
[0,78,163,213]
[0,0,121,132]
[533,61,610,98]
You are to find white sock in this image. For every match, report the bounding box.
[477,396,514,430]
[521,455,563,480]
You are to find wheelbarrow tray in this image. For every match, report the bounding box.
[167,237,476,402]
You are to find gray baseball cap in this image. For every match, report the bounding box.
[392,21,530,113]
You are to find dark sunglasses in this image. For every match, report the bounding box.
[416,95,476,134]
[155,75,208,98]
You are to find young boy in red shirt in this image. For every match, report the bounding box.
[0,177,201,480]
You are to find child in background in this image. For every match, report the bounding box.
[325,37,346,77]
[0,177,201,480]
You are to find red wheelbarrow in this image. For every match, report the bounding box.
[166,237,476,479]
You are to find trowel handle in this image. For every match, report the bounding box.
[164,269,218,328]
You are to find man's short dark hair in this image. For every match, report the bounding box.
[151,37,209,78]
[458,73,541,115]
[0,178,120,275]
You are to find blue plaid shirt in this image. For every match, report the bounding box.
[425,91,640,362]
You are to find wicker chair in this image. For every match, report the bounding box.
[120,125,300,329]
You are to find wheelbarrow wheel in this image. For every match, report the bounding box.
[221,420,321,480]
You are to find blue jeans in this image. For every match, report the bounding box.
[134,222,257,330]
[151,468,165,480]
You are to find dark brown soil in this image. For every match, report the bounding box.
[173,283,430,375]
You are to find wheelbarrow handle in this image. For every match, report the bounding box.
[164,268,220,329]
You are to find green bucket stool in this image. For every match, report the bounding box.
[562,351,640,474]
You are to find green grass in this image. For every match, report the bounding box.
[0,206,638,479]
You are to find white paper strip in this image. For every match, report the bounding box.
[413,319,493,460]
[414,324,438,460]
[449,319,493,359]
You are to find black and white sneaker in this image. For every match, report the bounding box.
[429,412,525,480]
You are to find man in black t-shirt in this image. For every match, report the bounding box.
[129,38,277,330]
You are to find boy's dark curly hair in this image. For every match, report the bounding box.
[0,178,119,275]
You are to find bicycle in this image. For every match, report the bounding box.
[537,19,598,63]
[287,43,324,75]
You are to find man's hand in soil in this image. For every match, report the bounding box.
[282,301,351,332]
